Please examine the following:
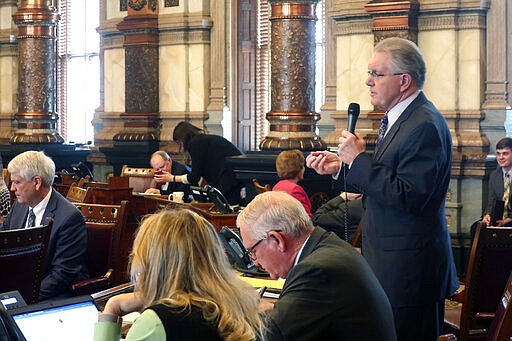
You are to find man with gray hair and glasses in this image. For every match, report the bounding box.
[237,191,397,341]
[1,151,88,300]
[307,37,458,340]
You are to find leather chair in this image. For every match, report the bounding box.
[71,201,128,295]
[444,223,512,340]
[120,165,155,193]
[0,221,53,304]
[486,272,512,341]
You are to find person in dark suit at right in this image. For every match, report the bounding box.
[306,37,458,340]
[237,191,397,341]
[467,137,512,244]
[170,121,244,204]
[481,137,512,227]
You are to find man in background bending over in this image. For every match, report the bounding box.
[1,151,88,300]
[306,37,458,340]
[237,191,397,341]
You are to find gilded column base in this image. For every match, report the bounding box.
[259,111,326,151]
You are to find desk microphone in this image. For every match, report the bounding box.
[347,102,360,133]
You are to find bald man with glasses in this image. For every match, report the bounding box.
[237,191,397,341]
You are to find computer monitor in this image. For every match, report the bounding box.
[6,295,99,341]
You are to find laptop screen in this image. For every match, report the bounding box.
[10,296,99,341]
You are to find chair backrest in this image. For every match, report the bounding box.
[77,175,91,188]
[66,183,92,203]
[0,221,53,304]
[487,272,512,341]
[252,179,271,194]
[351,220,363,248]
[74,201,128,286]
[87,187,133,205]
[459,224,512,339]
[120,165,155,193]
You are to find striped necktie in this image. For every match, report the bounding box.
[376,113,389,149]
[504,173,511,219]
[27,209,36,228]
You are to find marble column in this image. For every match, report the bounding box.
[114,0,159,145]
[260,0,326,151]
[11,0,63,144]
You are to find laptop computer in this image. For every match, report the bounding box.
[4,295,99,341]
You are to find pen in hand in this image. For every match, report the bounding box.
[259,286,267,299]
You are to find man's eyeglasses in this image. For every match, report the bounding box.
[245,229,282,261]
[367,70,404,79]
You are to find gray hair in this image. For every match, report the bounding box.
[8,151,55,187]
[151,150,171,162]
[374,37,426,89]
[237,191,312,240]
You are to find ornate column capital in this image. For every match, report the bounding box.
[365,0,419,43]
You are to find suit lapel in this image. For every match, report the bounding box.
[297,227,325,263]
[374,92,428,160]
[42,189,57,225]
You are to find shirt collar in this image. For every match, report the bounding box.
[30,188,52,227]
[294,233,311,266]
[385,90,421,136]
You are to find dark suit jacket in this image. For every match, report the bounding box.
[269,227,397,341]
[158,160,191,197]
[484,166,512,221]
[1,188,88,300]
[187,134,243,204]
[343,92,459,308]
[312,196,363,242]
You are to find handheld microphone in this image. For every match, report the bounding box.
[347,102,360,134]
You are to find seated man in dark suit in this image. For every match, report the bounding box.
[237,191,397,341]
[144,150,191,199]
[1,150,88,301]
[312,191,363,242]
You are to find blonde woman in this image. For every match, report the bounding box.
[94,209,267,340]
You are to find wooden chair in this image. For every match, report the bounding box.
[87,187,133,205]
[71,201,128,294]
[252,178,271,194]
[120,165,155,193]
[486,272,512,341]
[77,175,91,188]
[351,220,362,248]
[66,183,92,203]
[444,223,512,340]
[0,221,53,304]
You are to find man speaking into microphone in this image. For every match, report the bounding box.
[306,37,458,341]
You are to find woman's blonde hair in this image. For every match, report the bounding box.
[130,209,266,340]
[275,149,305,179]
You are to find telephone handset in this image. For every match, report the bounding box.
[218,227,269,277]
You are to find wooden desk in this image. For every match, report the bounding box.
[143,196,239,231]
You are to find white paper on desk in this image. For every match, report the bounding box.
[122,311,141,323]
